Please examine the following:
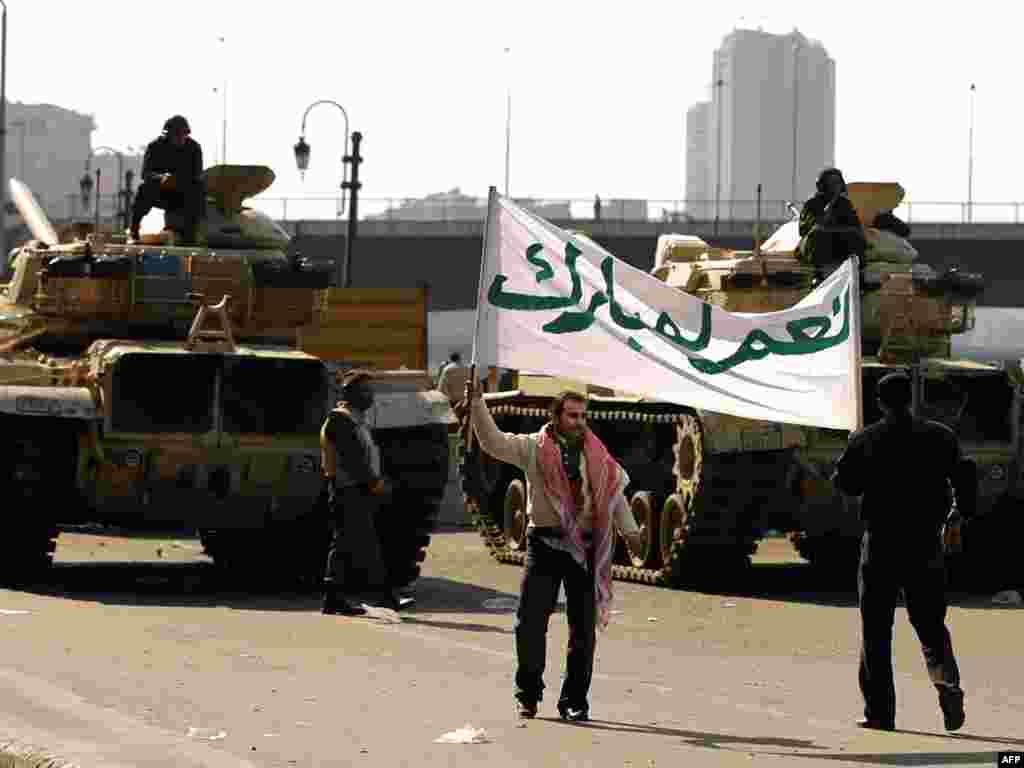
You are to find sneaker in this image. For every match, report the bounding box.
[378,590,415,611]
[856,718,895,731]
[557,704,589,722]
[938,686,965,731]
[515,701,537,719]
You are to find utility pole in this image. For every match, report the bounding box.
[341,131,363,289]
[791,39,801,205]
[713,56,724,236]
[503,47,511,198]
[967,83,975,224]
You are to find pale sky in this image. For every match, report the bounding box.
[6,0,1021,217]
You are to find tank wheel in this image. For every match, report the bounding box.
[624,491,661,568]
[503,479,528,551]
[673,413,704,506]
[659,493,689,569]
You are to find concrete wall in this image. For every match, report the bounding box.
[291,232,1024,311]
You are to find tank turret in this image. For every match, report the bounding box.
[0,167,329,356]
[652,182,985,364]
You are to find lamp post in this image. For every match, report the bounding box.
[790,38,801,206]
[294,99,362,289]
[82,146,124,231]
[967,83,975,224]
[713,61,725,236]
[0,1,9,266]
[78,166,93,219]
[217,35,227,164]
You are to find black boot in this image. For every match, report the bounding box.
[321,585,366,616]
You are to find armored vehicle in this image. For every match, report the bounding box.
[461,182,1018,591]
[0,169,454,587]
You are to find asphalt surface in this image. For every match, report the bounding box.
[0,527,1021,767]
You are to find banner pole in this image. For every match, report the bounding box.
[849,255,864,431]
[466,186,499,452]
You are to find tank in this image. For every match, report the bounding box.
[460,182,1021,591]
[0,168,455,589]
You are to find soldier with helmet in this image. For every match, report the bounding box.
[797,167,868,276]
[129,115,206,245]
[833,370,974,732]
[319,369,410,616]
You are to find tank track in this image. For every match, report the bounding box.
[460,402,718,589]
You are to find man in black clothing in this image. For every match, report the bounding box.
[130,115,205,245]
[833,371,973,732]
[798,168,867,275]
[319,369,409,616]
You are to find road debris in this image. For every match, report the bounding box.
[434,724,491,744]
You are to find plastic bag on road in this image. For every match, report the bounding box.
[434,724,491,744]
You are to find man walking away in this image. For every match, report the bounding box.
[833,371,973,732]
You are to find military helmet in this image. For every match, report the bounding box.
[815,167,845,194]
[163,115,191,134]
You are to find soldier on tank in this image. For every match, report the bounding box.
[129,115,206,245]
[832,371,975,732]
[319,369,411,615]
[798,167,867,277]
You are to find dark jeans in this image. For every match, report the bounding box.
[130,176,205,243]
[322,484,390,595]
[858,531,961,725]
[514,530,596,712]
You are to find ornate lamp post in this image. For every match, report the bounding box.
[293,100,362,288]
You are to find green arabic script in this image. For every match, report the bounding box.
[486,240,849,375]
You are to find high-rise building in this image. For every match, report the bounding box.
[685,27,835,221]
[684,101,712,220]
[4,101,144,224]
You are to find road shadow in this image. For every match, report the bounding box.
[542,717,825,750]
[896,729,1024,748]
[754,748,1006,765]
[12,564,520,618]
[668,561,1020,611]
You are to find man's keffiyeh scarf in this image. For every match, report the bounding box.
[537,423,628,631]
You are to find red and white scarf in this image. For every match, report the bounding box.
[536,424,627,631]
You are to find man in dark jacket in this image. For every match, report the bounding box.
[319,369,409,615]
[833,371,973,732]
[129,115,205,245]
[798,168,867,275]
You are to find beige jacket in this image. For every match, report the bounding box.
[471,398,639,535]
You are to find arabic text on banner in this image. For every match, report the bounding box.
[472,191,861,431]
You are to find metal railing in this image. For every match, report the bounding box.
[24,193,1024,227]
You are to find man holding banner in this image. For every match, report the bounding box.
[469,187,865,720]
[467,383,644,721]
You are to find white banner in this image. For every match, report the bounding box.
[472,191,862,431]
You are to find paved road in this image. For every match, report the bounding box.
[0,528,1021,767]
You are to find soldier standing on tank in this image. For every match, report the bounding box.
[798,168,867,277]
[832,371,974,732]
[129,115,206,245]
[320,369,410,615]
[466,381,644,722]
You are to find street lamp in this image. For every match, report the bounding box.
[967,83,976,224]
[713,63,726,236]
[79,166,93,213]
[294,99,363,289]
[790,38,801,206]
[85,146,124,230]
